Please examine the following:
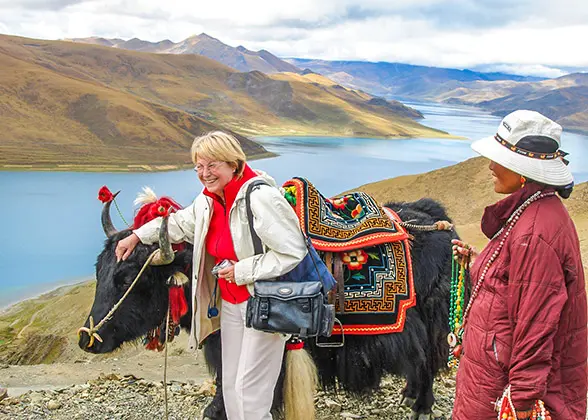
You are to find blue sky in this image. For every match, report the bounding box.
[1,0,587,77]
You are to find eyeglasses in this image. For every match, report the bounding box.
[194,161,224,173]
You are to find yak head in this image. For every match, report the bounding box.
[78,195,192,353]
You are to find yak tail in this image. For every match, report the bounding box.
[284,346,318,420]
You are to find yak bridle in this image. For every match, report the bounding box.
[78,194,176,349]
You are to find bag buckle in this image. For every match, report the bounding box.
[259,298,269,321]
[315,318,344,348]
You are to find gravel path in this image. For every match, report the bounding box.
[0,372,457,419]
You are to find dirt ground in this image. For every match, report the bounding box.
[0,335,210,397]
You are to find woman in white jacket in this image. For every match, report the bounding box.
[115,131,310,420]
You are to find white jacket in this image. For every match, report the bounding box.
[133,171,307,350]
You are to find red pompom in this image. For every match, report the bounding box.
[98,186,114,203]
[169,286,188,324]
[286,341,305,351]
[133,197,182,229]
[156,204,170,217]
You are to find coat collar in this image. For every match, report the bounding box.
[203,164,257,208]
[481,183,555,239]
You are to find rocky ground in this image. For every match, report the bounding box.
[0,370,456,420]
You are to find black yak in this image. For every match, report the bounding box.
[79,192,456,420]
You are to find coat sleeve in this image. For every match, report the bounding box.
[133,197,199,245]
[233,186,307,285]
[507,234,568,410]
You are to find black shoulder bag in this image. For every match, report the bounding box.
[244,180,336,338]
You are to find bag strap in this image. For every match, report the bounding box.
[245,179,270,256]
[245,179,327,288]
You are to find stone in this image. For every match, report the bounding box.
[324,398,342,412]
[340,412,362,419]
[47,400,62,410]
[196,380,215,397]
[28,393,44,404]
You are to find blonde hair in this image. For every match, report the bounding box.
[191,131,247,177]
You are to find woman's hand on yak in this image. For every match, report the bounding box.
[115,233,141,262]
[451,239,478,265]
[218,262,237,283]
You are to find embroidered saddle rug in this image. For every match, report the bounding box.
[283,177,408,251]
[282,178,416,335]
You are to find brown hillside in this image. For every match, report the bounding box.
[0,38,270,170]
[1,35,449,159]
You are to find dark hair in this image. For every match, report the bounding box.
[526,179,574,199]
[556,183,574,199]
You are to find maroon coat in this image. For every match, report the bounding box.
[453,183,587,419]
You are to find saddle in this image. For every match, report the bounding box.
[283,178,416,335]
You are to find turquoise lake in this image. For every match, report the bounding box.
[1,102,587,308]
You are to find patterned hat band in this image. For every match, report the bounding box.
[494,134,569,164]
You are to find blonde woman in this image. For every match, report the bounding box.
[115,131,315,420]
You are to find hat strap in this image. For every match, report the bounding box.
[494,134,569,163]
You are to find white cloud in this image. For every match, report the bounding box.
[1,0,587,76]
[474,64,568,78]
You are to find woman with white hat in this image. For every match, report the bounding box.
[451,110,587,419]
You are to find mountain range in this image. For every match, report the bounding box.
[0,34,448,170]
[437,73,588,135]
[285,58,543,98]
[65,34,588,133]
[287,58,588,135]
[69,33,588,135]
[68,33,302,75]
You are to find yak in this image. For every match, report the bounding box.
[79,192,457,420]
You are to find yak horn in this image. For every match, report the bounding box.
[101,191,121,237]
[150,216,175,266]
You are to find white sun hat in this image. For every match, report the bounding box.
[471,110,573,187]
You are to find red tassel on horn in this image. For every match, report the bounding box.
[169,287,188,324]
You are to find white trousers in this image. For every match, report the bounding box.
[220,300,285,420]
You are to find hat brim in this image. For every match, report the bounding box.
[471,136,573,187]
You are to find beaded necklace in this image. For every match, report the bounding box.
[447,256,468,368]
[497,385,551,420]
[447,190,555,369]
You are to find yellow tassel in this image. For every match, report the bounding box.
[169,272,189,286]
[284,347,318,420]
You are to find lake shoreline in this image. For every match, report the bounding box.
[0,151,277,173]
[0,278,94,314]
[0,128,469,173]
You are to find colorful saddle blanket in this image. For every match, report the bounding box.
[326,241,415,335]
[282,177,408,251]
[282,178,416,335]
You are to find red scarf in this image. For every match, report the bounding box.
[204,164,258,303]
